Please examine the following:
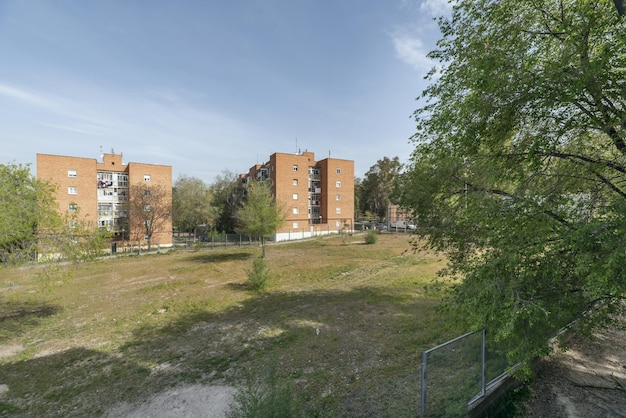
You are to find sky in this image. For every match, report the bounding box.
[0,0,452,183]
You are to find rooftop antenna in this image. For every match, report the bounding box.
[99,145,104,161]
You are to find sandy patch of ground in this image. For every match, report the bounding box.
[105,385,236,418]
[524,325,626,417]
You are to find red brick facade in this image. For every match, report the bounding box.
[37,152,172,247]
[246,151,354,240]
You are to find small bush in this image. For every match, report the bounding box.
[246,257,271,292]
[364,229,378,244]
[228,359,299,418]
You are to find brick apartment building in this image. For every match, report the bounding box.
[245,151,354,241]
[36,151,173,248]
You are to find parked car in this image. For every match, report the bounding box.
[390,220,417,230]
[376,222,389,231]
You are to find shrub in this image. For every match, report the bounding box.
[246,257,271,292]
[228,359,299,418]
[364,229,378,244]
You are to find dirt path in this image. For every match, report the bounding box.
[105,385,236,418]
[523,325,626,417]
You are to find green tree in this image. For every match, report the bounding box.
[211,170,245,233]
[353,176,363,219]
[172,175,215,234]
[0,162,59,264]
[129,183,172,251]
[236,181,286,258]
[400,0,626,370]
[359,156,402,220]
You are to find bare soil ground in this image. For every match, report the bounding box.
[104,385,236,418]
[523,324,626,417]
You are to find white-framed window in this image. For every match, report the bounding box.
[336,220,342,227]
[144,174,151,182]
[293,179,298,186]
[336,181,341,188]
[67,169,77,178]
[117,174,128,186]
[293,207,299,214]
[293,193,298,200]
[69,220,77,229]
[293,165,298,172]
[68,186,77,195]
[98,219,113,229]
[336,207,341,214]
[68,203,78,212]
[144,204,151,212]
[293,222,299,229]
[336,168,341,174]
[336,194,341,201]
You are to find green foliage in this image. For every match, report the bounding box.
[401,0,626,368]
[211,170,245,233]
[228,359,303,418]
[0,162,60,265]
[172,175,216,233]
[358,156,402,220]
[364,229,378,245]
[246,257,271,292]
[236,181,286,258]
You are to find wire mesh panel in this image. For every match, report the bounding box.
[420,329,511,417]
[420,330,483,416]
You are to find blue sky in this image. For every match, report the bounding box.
[0,0,451,182]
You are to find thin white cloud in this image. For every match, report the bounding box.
[39,122,108,136]
[390,29,434,73]
[420,0,455,18]
[0,83,56,109]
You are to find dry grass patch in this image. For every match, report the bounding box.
[0,234,456,417]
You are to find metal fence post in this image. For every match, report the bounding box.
[421,351,427,414]
[481,328,486,397]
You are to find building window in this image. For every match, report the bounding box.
[336,194,341,201]
[144,204,151,212]
[68,186,77,195]
[336,181,341,188]
[293,207,299,214]
[293,193,298,200]
[336,220,342,227]
[117,174,128,186]
[293,165,298,172]
[69,220,77,229]
[68,203,78,212]
[293,179,298,186]
[144,189,151,196]
[293,222,299,229]
[336,207,341,215]
[336,168,341,174]
[144,175,151,182]
[67,169,77,178]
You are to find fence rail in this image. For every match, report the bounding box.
[420,329,511,416]
[173,234,260,250]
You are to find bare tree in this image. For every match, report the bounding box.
[128,183,172,250]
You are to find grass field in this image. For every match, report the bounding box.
[0,233,458,417]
